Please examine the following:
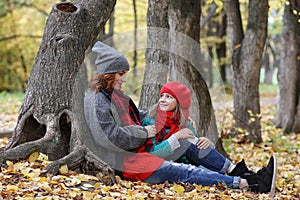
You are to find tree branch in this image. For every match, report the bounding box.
[0,34,42,42]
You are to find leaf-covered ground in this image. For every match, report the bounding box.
[0,96,299,199]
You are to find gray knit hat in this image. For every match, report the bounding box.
[92,41,130,74]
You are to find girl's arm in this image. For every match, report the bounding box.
[148,135,181,158]
[142,117,181,158]
[186,120,215,149]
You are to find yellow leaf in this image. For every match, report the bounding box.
[38,182,52,192]
[6,185,19,192]
[127,189,133,196]
[50,180,59,184]
[203,186,211,191]
[102,185,111,192]
[172,184,184,194]
[13,162,25,172]
[38,153,48,161]
[249,118,256,122]
[25,171,40,179]
[39,177,48,182]
[94,182,101,189]
[5,160,14,172]
[77,174,91,181]
[28,152,39,162]
[68,190,80,198]
[83,191,95,199]
[65,177,81,187]
[59,164,68,175]
[6,160,13,166]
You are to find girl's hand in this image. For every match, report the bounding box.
[175,128,195,140]
[188,117,197,131]
[196,137,211,149]
[145,125,157,138]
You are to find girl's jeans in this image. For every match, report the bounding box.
[144,161,241,188]
[166,139,230,174]
[144,139,241,188]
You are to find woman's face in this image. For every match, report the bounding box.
[159,93,177,112]
[113,71,128,90]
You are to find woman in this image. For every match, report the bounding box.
[84,41,276,196]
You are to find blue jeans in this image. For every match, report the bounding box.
[166,139,231,174]
[144,161,241,188]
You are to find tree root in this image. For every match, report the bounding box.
[0,136,54,165]
[0,134,117,183]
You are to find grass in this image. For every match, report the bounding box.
[259,83,277,97]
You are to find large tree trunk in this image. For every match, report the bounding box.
[0,0,117,179]
[224,0,268,143]
[274,1,300,133]
[168,0,223,154]
[139,0,169,110]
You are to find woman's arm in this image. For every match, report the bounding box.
[84,91,148,152]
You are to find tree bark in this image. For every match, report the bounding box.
[274,1,300,133]
[224,0,268,143]
[0,0,117,179]
[168,0,220,146]
[139,0,169,110]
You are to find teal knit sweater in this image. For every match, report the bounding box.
[142,117,198,158]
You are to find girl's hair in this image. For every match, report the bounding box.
[149,102,186,127]
[88,70,127,92]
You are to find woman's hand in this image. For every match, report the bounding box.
[175,128,195,140]
[145,125,157,138]
[196,137,211,149]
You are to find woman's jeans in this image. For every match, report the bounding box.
[144,140,241,188]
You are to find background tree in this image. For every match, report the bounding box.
[274,0,300,133]
[201,2,228,86]
[139,0,228,156]
[168,0,228,156]
[223,0,269,143]
[139,0,169,110]
[168,0,218,144]
[0,0,117,177]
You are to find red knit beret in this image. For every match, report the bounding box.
[160,82,191,118]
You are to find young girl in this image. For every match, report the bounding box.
[140,82,254,175]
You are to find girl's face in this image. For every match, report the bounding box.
[113,71,128,90]
[159,93,177,112]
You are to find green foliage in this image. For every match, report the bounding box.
[0,0,55,92]
[268,0,284,35]
[0,91,24,114]
[0,0,284,93]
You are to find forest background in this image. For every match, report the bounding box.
[0,0,299,199]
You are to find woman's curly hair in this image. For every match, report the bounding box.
[88,71,127,92]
